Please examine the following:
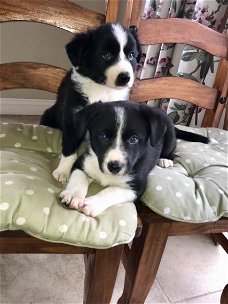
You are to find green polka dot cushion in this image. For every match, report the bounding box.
[142,125,228,223]
[0,123,137,249]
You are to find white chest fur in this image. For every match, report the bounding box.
[71,68,130,103]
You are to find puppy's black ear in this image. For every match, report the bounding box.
[129,25,142,63]
[140,105,168,147]
[73,102,101,142]
[65,32,90,66]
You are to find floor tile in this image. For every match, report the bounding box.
[0,254,85,303]
[176,291,222,303]
[111,263,169,304]
[156,235,228,303]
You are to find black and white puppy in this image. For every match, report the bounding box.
[60,101,208,217]
[40,23,141,183]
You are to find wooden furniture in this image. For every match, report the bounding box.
[0,1,124,303]
[117,1,228,303]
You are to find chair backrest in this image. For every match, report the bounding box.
[0,0,119,94]
[124,0,228,129]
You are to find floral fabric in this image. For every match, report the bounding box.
[138,0,228,126]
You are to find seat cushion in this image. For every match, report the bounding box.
[142,126,228,223]
[0,123,137,249]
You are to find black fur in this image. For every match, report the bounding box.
[40,23,141,159]
[70,101,208,200]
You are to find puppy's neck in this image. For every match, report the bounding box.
[71,67,130,103]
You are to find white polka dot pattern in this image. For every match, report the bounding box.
[43,207,50,215]
[25,189,34,196]
[59,224,68,233]
[119,220,126,227]
[99,231,107,239]
[30,167,37,172]
[156,186,162,191]
[14,143,21,147]
[142,126,228,224]
[0,202,10,211]
[16,217,26,225]
[5,181,13,185]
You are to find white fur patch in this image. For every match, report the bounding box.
[82,186,136,217]
[157,158,174,168]
[52,154,77,183]
[112,24,128,53]
[60,169,90,209]
[61,148,134,217]
[104,24,134,88]
[71,68,130,103]
[103,107,127,174]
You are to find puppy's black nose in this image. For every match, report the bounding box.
[116,72,130,86]
[107,161,122,174]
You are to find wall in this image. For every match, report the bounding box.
[0,0,107,103]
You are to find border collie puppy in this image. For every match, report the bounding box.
[60,101,209,217]
[40,23,141,183]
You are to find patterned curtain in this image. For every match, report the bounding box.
[137,0,228,126]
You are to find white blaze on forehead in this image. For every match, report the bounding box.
[103,107,126,172]
[115,106,125,148]
[104,24,134,89]
[112,24,128,56]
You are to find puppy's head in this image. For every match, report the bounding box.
[74,101,169,177]
[66,23,141,89]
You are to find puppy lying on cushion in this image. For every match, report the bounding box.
[60,101,208,217]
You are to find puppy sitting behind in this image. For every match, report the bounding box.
[60,101,208,217]
[40,23,141,183]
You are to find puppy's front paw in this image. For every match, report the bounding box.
[82,196,105,217]
[158,158,173,168]
[53,168,70,183]
[60,190,85,209]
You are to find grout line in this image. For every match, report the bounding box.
[155,278,171,303]
[173,289,222,303]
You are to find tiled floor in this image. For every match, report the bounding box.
[1,115,227,303]
[1,235,227,303]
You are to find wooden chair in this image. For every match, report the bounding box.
[117,1,228,303]
[0,1,127,303]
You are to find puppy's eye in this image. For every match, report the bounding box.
[102,52,113,61]
[128,135,139,145]
[98,132,109,142]
[128,52,134,60]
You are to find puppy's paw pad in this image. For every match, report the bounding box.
[81,205,93,217]
[70,197,85,210]
[60,190,85,209]
[82,206,101,217]
[158,159,173,168]
[53,169,69,183]
[59,190,74,205]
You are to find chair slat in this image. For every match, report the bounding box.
[0,0,105,33]
[0,62,67,93]
[137,19,228,58]
[105,0,120,23]
[130,77,218,109]
[0,231,94,254]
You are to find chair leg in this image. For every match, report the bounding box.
[221,284,228,304]
[83,245,123,304]
[211,233,228,253]
[117,222,171,304]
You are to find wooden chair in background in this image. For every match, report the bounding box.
[0,1,125,303]
[117,1,228,303]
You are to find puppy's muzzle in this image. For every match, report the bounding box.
[115,72,130,86]
[107,161,123,174]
